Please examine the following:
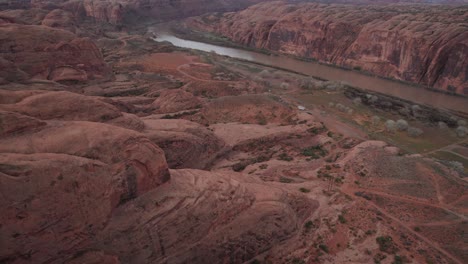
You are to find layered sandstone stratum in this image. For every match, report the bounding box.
[187,1,468,94]
[1,1,467,264]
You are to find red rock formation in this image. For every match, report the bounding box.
[143,119,225,169]
[151,89,201,114]
[187,2,468,94]
[0,91,122,122]
[0,24,110,83]
[29,0,276,24]
[197,94,296,125]
[41,8,76,32]
[0,119,170,263]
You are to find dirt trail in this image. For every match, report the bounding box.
[340,178,466,264]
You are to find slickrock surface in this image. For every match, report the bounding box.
[0,1,467,263]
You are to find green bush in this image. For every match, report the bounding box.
[338,214,347,224]
[318,244,329,253]
[302,145,327,159]
[278,153,293,161]
[280,177,293,183]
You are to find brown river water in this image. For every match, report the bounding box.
[153,30,467,114]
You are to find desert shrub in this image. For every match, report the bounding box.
[374,253,387,264]
[438,121,448,129]
[278,153,293,161]
[335,103,347,112]
[407,127,423,137]
[259,70,270,78]
[253,76,263,83]
[376,236,396,253]
[370,95,379,103]
[300,77,316,90]
[256,113,267,125]
[338,214,347,224]
[385,120,396,132]
[299,187,310,193]
[308,126,327,135]
[279,176,293,183]
[318,244,329,253]
[280,82,290,89]
[392,255,409,264]
[396,119,409,131]
[232,162,248,172]
[328,102,335,107]
[304,220,314,230]
[347,108,354,114]
[448,161,464,173]
[371,116,381,126]
[411,105,421,114]
[458,119,467,126]
[259,164,268,170]
[302,145,328,159]
[353,97,362,105]
[398,107,411,116]
[456,126,467,137]
[292,258,305,264]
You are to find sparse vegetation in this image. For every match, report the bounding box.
[456,126,467,137]
[291,258,305,264]
[372,115,381,126]
[300,77,316,90]
[278,153,293,161]
[304,220,314,231]
[385,120,396,132]
[232,162,248,172]
[259,69,270,78]
[338,214,347,224]
[407,127,423,137]
[299,187,310,193]
[161,110,198,119]
[396,119,408,131]
[438,121,448,129]
[318,244,329,253]
[280,82,290,90]
[376,236,397,254]
[280,177,293,183]
[302,145,328,159]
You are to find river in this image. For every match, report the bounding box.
[152,30,467,114]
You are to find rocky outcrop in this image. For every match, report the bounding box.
[187,2,468,94]
[0,91,122,122]
[143,119,225,169]
[95,169,317,264]
[41,8,76,32]
[0,120,170,263]
[196,94,296,125]
[151,89,201,114]
[28,0,276,24]
[0,24,110,83]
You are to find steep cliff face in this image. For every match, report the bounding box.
[187,2,468,94]
[27,0,275,24]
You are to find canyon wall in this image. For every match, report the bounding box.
[25,0,276,24]
[187,2,468,94]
